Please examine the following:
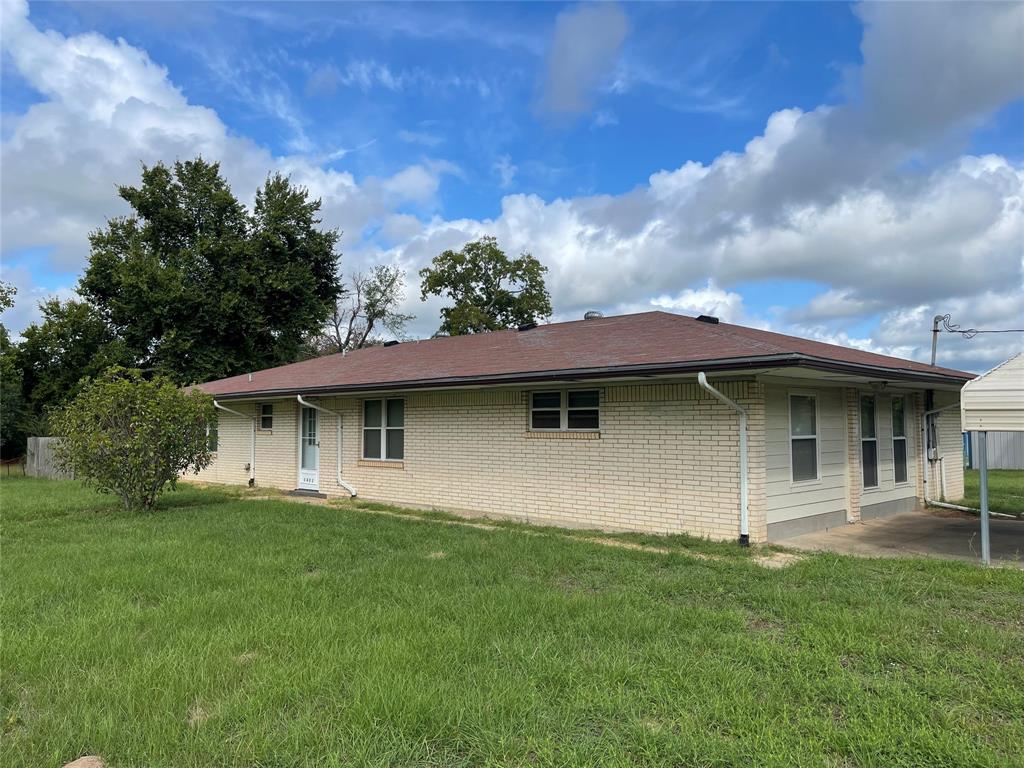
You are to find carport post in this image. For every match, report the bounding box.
[978,431,990,567]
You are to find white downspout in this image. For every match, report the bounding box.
[922,401,959,508]
[296,395,357,497]
[697,373,749,546]
[213,400,256,486]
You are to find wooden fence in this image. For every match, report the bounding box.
[25,437,73,480]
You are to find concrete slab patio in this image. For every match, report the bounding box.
[783,509,1024,567]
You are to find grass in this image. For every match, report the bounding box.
[2,478,1023,767]
[958,469,1024,518]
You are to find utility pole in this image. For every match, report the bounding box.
[930,314,944,366]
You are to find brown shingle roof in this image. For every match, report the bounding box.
[197,311,972,398]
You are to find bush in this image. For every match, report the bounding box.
[53,367,215,511]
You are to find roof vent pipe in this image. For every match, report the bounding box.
[696,373,749,546]
[584,310,604,320]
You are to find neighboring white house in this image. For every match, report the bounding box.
[191,311,972,544]
[962,353,1024,433]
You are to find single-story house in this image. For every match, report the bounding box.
[193,311,971,543]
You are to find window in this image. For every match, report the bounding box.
[861,395,878,488]
[892,397,908,484]
[789,394,818,482]
[530,390,600,431]
[363,398,404,460]
[260,403,274,430]
[207,417,218,452]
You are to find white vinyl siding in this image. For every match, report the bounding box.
[765,384,846,525]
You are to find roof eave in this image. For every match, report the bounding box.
[202,353,970,400]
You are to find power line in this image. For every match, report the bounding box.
[937,314,1024,340]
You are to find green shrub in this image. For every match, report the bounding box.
[53,367,215,511]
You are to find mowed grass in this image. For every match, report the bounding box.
[960,469,1024,518]
[2,478,1023,768]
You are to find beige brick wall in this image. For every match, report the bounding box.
[193,379,767,542]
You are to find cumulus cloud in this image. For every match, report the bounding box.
[0,0,452,275]
[2,0,1022,373]
[539,3,628,116]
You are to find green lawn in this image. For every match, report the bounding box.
[959,469,1024,517]
[2,478,1023,767]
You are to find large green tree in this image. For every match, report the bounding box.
[0,282,27,457]
[419,236,552,335]
[16,298,129,417]
[79,158,342,385]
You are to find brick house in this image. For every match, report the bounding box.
[193,311,970,543]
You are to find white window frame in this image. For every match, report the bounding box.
[787,391,821,484]
[363,398,405,461]
[891,395,909,486]
[530,389,600,432]
[259,403,274,431]
[861,394,879,489]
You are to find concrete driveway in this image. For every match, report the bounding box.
[783,509,1024,567]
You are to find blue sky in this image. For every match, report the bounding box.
[1,1,1022,371]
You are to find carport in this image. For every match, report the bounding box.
[961,353,1023,565]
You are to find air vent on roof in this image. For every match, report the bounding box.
[383,340,400,347]
[517,322,537,332]
[583,310,604,320]
[696,314,720,324]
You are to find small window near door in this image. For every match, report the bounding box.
[260,403,273,430]
[206,417,218,452]
[363,398,404,460]
[861,395,878,488]
[892,396,908,484]
[789,394,818,482]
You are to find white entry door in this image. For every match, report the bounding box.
[298,406,319,489]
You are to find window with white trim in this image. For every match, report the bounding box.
[530,390,600,431]
[363,398,404,460]
[260,403,273,430]
[789,393,818,482]
[861,395,878,488]
[892,396,908,484]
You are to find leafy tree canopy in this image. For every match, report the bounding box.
[419,236,552,336]
[17,298,129,415]
[53,367,215,511]
[78,158,342,385]
[0,281,26,457]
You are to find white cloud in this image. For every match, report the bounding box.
[494,155,518,189]
[2,0,1023,374]
[539,3,628,116]
[0,0,454,292]
[398,129,443,147]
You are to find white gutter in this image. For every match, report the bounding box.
[921,401,960,505]
[296,395,357,497]
[697,373,750,546]
[213,400,255,486]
